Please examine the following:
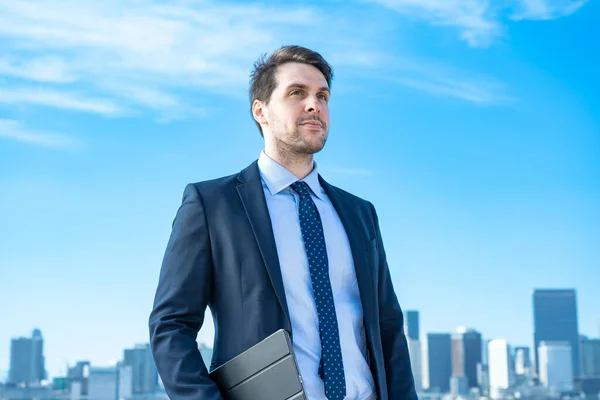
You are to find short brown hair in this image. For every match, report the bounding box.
[249,45,334,136]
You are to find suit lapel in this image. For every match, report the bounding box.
[236,161,292,333]
[319,176,378,334]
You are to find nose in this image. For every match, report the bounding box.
[305,95,321,114]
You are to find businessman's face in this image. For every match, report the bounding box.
[257,62,330,155]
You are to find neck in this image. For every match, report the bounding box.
[264,144,314,180]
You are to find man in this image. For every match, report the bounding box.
[149,45,417,400]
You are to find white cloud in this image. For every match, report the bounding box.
[345,52,512,105]
[0,56,76,83]
[394,76,511,104]
[0,87,124,116]
[364,0,501,47]
[512,0,588,20]
[0,119,80,149]
[0,0,321,119]
[1,0,576,119]
[363,0,588,46]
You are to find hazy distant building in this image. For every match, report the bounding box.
[68,361,90,395]
[70,381,83,400]
[577,377,600,399]
[122,344,158,394]
[533,289,579,377]
[407,338,422,392]
[477,362,489,395]
[488,339,514,399]
[68,361,90,379]
[405,310,420,341]
[482,338,490,366]
[423,333,452,393]
[580,338,600,377]
[403,310,422,391]
[8,329,46,386]
[118,365,133,400]
[538,341,574,393]
[451,327,482,388]
[450,376,468,397]
[88,367,118,400]
[514,347,531,376]
[199,344,214,370]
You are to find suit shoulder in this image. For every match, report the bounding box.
[325,182,374,210]
[188,171,239,192]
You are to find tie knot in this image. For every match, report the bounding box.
[290,181,310,198]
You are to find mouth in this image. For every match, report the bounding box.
[301,121,323,129]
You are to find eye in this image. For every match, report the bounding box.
[290,90,303,96]
[318,93,329,101]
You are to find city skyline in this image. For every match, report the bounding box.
[4,292,600,398]
[3,288,598,382]
[2,0,599,386]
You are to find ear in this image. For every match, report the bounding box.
[252,99,268,126]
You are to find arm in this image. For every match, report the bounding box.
[149,183,223,400]
[370,203,418,400]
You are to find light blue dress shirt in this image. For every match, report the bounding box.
[257,151,376,400]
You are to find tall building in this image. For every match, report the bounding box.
[198,344,213,370]
[538,341,574,393]
[423,333,452,393]
[533,289,579,377]
[68,361,90,379]
[407,338,422,392]
[122,344,158,394]
[8,329,46,386]
[580,338,600,377]
[482,338,490,366]
[68,361,90,395]
[514,347,531,376]
[403,310,422,391]
[118,365,133,400]
[477,362,490,395]
[88,367,118,400]
[405,310,420,341]
[451,327,482,389]
[488,339,514,399]
[450,376,468,397]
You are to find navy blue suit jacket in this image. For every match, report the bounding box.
[149,161,417,400]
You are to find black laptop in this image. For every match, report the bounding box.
[209,329,308,400]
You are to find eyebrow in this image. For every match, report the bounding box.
[285,83,330,94]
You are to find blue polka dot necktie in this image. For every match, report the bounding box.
[290,181,346,400]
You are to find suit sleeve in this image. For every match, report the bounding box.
[370,202,418,400]
[149,183,223,400]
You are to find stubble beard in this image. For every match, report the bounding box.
[273,125,328,164]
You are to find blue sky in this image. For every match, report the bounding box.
[1,0,599,380]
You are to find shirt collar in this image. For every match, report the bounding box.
[257,151,325,200]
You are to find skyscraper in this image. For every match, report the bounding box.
[88,367,118,400]
[514,347,531,376]
[68,361,90,395]
[407,338,423,392]
[538,341,574,393]
[405,310,420,341]
[451,327,482,389]
[122,344,158,394]
[533,289,579,376]
[424,333,452,393]
[8,329,46,386]
[488,339,514,399]
[403,310,422,391]
[580,338,600,377]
